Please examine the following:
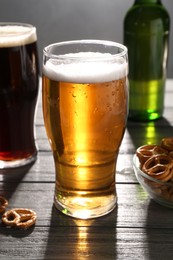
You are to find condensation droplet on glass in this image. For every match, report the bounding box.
[93,107,99,114]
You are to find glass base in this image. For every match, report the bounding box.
[0,152,37,169]
[54,192,117,219]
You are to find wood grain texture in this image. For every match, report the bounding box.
[0,80,173,259]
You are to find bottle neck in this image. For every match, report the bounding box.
[134,0,161,4]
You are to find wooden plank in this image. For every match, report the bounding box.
[1,183,173,229]
[0,226,173,260]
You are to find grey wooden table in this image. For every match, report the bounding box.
[0,79,173,260]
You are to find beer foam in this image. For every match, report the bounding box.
[43,52,128,83]
[0,25,37,47]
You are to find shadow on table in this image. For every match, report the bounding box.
[0,161,35,201]
[44,206,118,259]
[0,221,35,238]
[146,200,173,259]
[127,117,173,150]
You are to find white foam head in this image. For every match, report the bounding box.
[0,24,37,47]
[43,52,128,83]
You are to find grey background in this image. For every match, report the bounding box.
[0,0,172,77]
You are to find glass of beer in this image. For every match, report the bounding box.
[42,40,128,219]
[0,23,39,169]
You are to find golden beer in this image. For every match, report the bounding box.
[42,40,128,219]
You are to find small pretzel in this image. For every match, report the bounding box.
[136,144,168,166]
[2,209,20,227]
[14,208,37,229]
[142,154,173,182]
[161,137,173,151]
[2,208,37,229]
[0,196,8,214]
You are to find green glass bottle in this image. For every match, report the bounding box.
[124,0,170,121]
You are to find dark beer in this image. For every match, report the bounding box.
[0,24,39,168]
[42,41,128,219]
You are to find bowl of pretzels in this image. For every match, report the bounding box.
[133,137,173,208]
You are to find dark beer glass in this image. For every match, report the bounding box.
[0,23,39,169]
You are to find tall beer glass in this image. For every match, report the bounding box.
[0,23,39,169]
[42,40,128,219]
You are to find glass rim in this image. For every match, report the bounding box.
[43,39,128,60]
[0,22,35,26]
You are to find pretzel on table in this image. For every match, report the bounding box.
[0,196,8,214]
[2,208,37,229]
